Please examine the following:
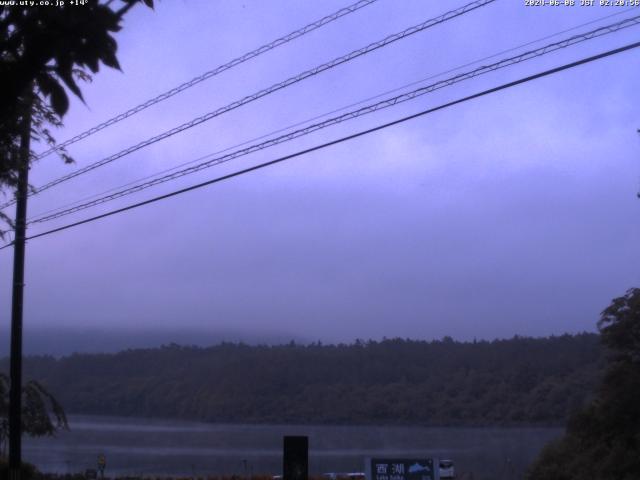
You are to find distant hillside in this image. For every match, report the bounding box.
[5,334,602,426]
[0,326,306,357]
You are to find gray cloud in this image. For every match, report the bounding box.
[1,0,639,350]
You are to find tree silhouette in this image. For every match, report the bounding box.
[527,288,640,480]
[0,0,154,215]
[0,373,67,458]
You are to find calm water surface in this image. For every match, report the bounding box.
[23,415,562,479]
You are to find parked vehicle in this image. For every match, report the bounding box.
[322,473,365,480]
[439,459,455,479]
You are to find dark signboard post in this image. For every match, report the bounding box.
[369,459,437,480]
[283,435,308,480]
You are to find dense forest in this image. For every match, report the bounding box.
[527,288,640,479]
[1,334,602,426]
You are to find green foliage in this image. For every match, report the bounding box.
[0,0,154,116]
[0,457,39,480]
[0,0,154,225]
[527,288,640,480]
[7,333,603,427]
[0,373,68,457]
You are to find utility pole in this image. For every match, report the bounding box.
[9,90,32,480]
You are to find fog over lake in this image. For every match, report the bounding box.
[24,415,562,479]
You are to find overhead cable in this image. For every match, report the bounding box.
[2,39,636,249]
[29,6,637,221]
[34,0,381,160]
[27,14,640,225]
[2,0,496,211]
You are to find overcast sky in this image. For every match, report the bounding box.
[1,0,639,346]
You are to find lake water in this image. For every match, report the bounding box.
[23,415,562,479]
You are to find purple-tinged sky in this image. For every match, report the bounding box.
[1,0,639,345]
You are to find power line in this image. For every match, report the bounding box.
[1,0,496,211]
[27,14,640,225]
[3,39,637,249]
[28,7,637,222]
[34,0,381,160]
